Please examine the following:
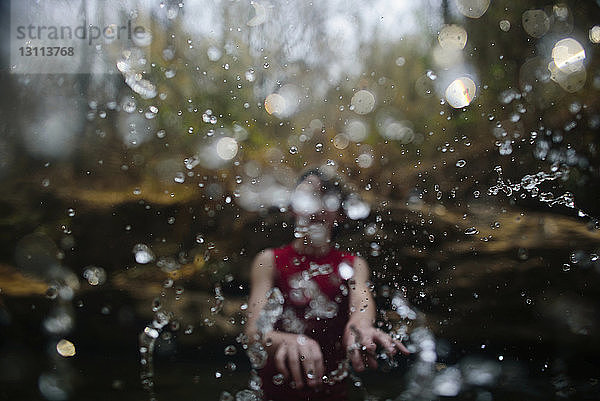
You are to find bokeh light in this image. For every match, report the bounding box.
[522,9,550,38]
[590,26,600,43]
[548,38,587,93]
[333,133,350,149]
[438,25,468,50]
[265,93,286,116]
[548,61,586,93]
[83,266,107,286]
[350,90,376,115]
[345,119,368,142]
[216,137,239,161]
[552,38,586,73]
[56,339,76,357]
[247,1,268,26]
[454,0,490,19]
[378,118,415,144]
[445,77,477,108]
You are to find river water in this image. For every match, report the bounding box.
[1,0,599,400]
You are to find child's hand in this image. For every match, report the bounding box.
[269,332,325,389]
[343,323,410,372]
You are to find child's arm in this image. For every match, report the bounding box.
[245,249,275,343]
[344,256,410,371]
[245,249,324,389]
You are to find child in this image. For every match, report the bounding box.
[245,169,409,401]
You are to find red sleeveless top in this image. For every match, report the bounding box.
[259,244,355,401]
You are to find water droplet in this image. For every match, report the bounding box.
[83,266,106,286]
[499,141,513,155]
[289,146,298,155]
[343,195,370,220]
[174,172,185,183]
[517,248,529,260]
[224,345,237,356]
[272,373,284,385]
[235,389,259,401]
[56,339,76,357]
[133,244,155,264]
[455,159,466,168]
[464,227,479,235]
[46,286,58,299]
[245,68,255,82]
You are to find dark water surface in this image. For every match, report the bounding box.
[1,203,599,400]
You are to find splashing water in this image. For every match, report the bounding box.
[255,287,284,336]
[117,49,157,99]
[138,257,183,401]
[286,273,338,319]
[139,308,171,400]
[487,165,583,212]
[211,285,225,314]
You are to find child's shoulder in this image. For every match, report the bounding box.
[253,248,275,264]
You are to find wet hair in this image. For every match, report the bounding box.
[295,168,369,241]
[296,167,349,230]
[296,167,345,200]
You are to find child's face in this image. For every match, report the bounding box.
[291,174,341,232]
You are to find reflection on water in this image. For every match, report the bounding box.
[2,199,598,400]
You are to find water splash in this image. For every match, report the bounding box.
[287,273,338,319]
[488,165,583,212]
[138,255,183,401]
[254,287,284,336]
[139,307,171,400]
[211,285,225,314]
[397,327,438,400]
[117,49,157,99]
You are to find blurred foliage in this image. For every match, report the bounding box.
[0,0,599,295]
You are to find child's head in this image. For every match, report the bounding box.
[291,168,345,246]
[293,168,344,215]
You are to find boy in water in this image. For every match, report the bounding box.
[246,169,409,400]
